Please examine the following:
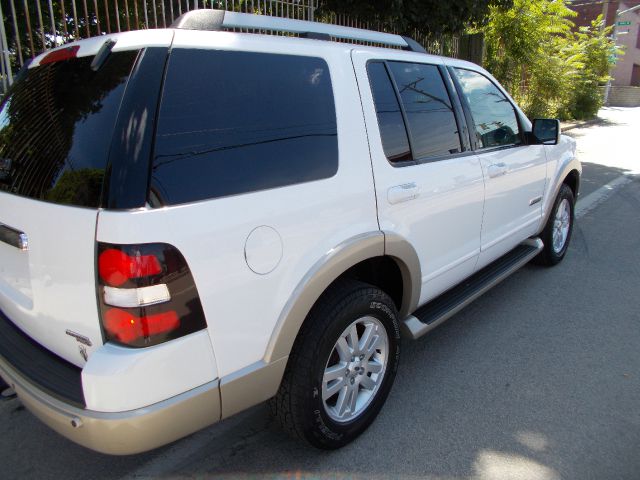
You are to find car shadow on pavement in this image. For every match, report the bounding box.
[578,162,632,199]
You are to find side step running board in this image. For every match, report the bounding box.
[402,238,543,340]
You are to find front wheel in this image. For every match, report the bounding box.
[270,280,400,449]
[535,183,575,266]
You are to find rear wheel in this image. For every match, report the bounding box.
[271,280,400,449]
[535,183,575,266]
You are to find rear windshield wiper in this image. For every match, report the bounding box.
[91,39,117,72]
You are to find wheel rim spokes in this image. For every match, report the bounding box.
[552,198,571,253]
[322,316,389,423]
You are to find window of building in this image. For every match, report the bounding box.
[632,64,640,87]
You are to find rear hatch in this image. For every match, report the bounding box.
[0,34,168,367]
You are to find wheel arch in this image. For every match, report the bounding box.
[383,231,421,317]
[539,148,581,234]
[563,169,580,199]
[264,232,421,365]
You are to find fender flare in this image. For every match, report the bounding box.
[264,231,384,363]
[263,231,422,364]
[540,156,582,232]
[383,231,421,317]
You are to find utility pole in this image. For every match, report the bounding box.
[601,0,610,27]
[603,3,640,105]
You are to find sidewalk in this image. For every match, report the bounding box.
[560,106,640,132]
[560,117,601,132]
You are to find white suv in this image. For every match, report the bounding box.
[0,10,580,454]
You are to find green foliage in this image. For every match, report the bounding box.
[482,0,618,120]
[568,19,618,118]
[45,168,104,206]
[318,0,513,35]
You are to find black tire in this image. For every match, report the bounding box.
[535,183,575,266]
[270,279,400,449]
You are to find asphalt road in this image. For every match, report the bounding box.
[565,106,640,197]
[1,108,639,480]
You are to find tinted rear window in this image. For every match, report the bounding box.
[149,49,338,206]
[0,50,139,207]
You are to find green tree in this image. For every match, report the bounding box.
[567,18,617,118]
[482,0,576,117]
[482,0,618,120]
[318,0,513,35]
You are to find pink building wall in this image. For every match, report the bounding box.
[611,2,640,86]
[569,0,640,86]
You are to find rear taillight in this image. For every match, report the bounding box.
[97,242,206,347]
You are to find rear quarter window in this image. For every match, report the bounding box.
[149,49,338,206]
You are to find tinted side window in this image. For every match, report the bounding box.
[387,62,461,160]
[367,62,411,162]
[150,50,338,206]
[454,68,521,149]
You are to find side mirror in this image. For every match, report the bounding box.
[531,119,560,145]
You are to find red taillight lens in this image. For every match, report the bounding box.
[104,309,180,344]
[96,243,206,348]
[98,248,162,287]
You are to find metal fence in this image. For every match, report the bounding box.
[0,0,473,90]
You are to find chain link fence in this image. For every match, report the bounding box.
[0,1,482,91]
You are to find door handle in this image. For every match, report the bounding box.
[0,223,28,251]
[388,182,420,205]
[487,162,508,178]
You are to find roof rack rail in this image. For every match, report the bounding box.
[170,9,427,53]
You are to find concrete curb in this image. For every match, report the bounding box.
[575,174,635,218]
[560,117,601,132]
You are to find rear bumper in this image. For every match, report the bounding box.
[0,355,221,455]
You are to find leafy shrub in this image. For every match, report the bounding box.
[482,0,618,120]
